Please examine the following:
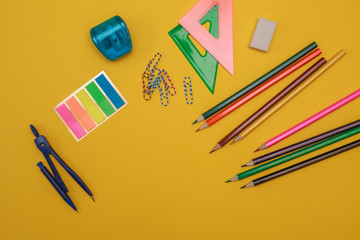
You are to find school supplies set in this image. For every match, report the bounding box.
[30,0,359,213]
[194,46,349,152]
[191,44,357,186]
[177,1,359,188]
[31,15,133,211]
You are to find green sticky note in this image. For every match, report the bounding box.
[86,82,115,117]
[76,89,106,124]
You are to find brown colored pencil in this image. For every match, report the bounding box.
[196,49,322,132]
[234,50,347,145]
[209,58,326,153]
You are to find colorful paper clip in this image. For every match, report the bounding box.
[183,77,193,105]
[142,53,162,101]
[145,68,162,95]
[142,53,176,106]
[161,69,176,96]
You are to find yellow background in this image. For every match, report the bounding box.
[1,0,360,239]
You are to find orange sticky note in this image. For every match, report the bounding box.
[66,96,96,132]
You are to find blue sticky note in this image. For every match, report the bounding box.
[95,74,125,109]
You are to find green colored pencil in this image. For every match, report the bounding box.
[226,125,360,182]
[241,139,360,188]
[193,42,318,124]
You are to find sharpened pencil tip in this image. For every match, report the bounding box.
[91,196,95,202]
[240,186,245,189]
[242,161,254,167]
[242,182,255,188]
[192,120,197,125]
[210,143,221,154]
[197,122,209,132]
[255,143,267,152]
[76,210,79,213]
[234,134,243,143]
[196,129,199,132]
[227,175,239,182]
[195,115,205,123]
[225,180,231,183]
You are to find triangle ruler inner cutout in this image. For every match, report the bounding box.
[179,0,234,75]
[169,5,219,94]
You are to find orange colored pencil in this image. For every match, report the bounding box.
[196,48,322,132]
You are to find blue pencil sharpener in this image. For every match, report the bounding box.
[90,16,132,60]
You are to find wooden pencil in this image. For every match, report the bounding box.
[256,88,360,151]
[241,139,360,188]
[243,118,360,166]
[197,49,322,131]
[192,42,318,124]
[233,50,346,144]
[209,58,326,153]
[226,126,360,183]
[197,49,325,131]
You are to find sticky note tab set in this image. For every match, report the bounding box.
[54,71,127,141]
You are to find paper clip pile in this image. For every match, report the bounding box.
[142,53,176,106]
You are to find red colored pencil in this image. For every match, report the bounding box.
[196,48,322,132]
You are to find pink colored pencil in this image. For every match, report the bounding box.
[256,89,360,151]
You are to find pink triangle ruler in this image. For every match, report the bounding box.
[179,0,234,75]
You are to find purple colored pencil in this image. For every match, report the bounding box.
[243,118,360,166]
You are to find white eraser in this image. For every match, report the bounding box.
[250,18,277,52]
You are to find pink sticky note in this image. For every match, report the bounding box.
[56,104,86,139]
[179,0,234,75]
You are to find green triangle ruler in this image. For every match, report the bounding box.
[169,5,219,94]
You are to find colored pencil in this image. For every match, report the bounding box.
[209,58,326,153]
[197,49,322,131]
[234,50,346,143]
[243,118,360,166]
[192,42,318,124]
[241,139,360,188]
[226,125,360,183]
[256,88,360,151]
